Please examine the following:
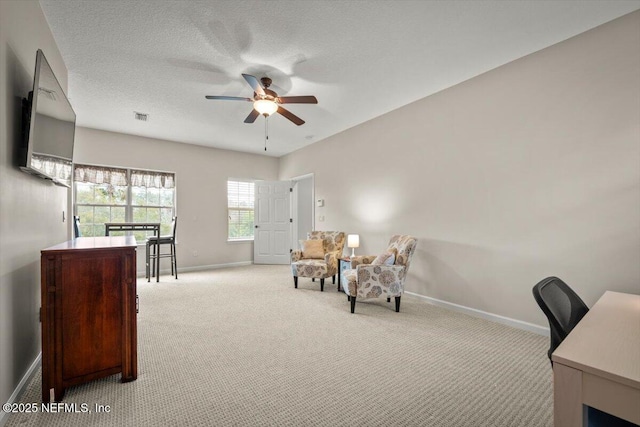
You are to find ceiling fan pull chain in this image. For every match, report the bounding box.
[264,116,269,151]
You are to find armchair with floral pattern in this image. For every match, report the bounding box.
[291,231,346,292]
[342,235,417,313]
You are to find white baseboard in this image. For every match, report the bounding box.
[404,291,549,336]
[136,261,253,277]
[178,261,253,273]
[0,353,41,427]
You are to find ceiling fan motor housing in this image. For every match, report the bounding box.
[260,77,273,88]
[258,88,278,101]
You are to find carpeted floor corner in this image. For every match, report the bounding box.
[5,264,552,426]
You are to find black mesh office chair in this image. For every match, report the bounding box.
[73,215,81,238]
[532,276,589,363]
[146,217,178,281]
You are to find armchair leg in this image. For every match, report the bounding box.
[294,276,298,289]
[395,296,401,312]
[347,295,351,301]
[387,297,391,303]
[332,275,335,284]
[320,278,325,292]
[350,296,356,313]
[312,278,315,282]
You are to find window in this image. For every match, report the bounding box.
[74,164,175,242]
[227,180,254,240]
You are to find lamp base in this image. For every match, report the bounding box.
[351,248,355,258]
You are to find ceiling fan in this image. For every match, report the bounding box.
[205,74,317,126]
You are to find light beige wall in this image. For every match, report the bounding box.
[279,11,640,327]
[73,127,279,272]
[0,0,70,406]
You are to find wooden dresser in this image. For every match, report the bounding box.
[40,236,138,402]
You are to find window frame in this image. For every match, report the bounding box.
[73,164,176,244]
[227,179,255,242]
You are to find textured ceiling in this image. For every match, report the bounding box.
[39,1,640,157]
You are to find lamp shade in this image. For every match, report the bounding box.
[347,234,359,258]
[253,99,278,116]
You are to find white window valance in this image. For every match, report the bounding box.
[74,164,128,186]
[130,169,175,189]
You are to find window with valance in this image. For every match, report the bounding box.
[73,164,176,240]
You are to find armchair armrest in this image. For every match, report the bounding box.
[350,255,377,268]
[291,250,303,263]
[325,251,340,274]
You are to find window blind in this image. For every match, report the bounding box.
[227,180,254,240]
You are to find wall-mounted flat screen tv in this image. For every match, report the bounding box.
[20,49,76,187]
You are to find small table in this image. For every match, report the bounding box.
[338,257,352,292]
[105,222,161,282]
[552,291,640,426]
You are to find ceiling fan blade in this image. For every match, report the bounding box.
[277,106,305,126]
[205,95,252,101]
[244,109,260,123]
[278,96,318,104]
[242,74,265,96]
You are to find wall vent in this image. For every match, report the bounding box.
[134,112,149,121]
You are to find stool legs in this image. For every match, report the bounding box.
[152,242,157,280]
[172,242,178,279]
[146,240,178,281]
[170,243,174,275]
[146,241,151,282]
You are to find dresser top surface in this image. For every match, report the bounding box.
[42,236,137,252]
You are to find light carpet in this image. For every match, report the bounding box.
[5,265,552,426]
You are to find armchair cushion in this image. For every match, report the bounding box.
[292,259,329,278]
[301,239,324,259]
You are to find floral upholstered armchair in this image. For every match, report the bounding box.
[342,235,417,313]
[291,231,346,292]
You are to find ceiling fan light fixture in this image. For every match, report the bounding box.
[254,99,278,116]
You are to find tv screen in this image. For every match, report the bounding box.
[20,49,76,187]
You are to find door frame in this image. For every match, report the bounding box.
[290,173,315,250]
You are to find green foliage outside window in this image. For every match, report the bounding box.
[228,209,254,240]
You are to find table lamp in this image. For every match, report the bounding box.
[347,234,360,258]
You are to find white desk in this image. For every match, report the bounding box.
[552,291,640,426]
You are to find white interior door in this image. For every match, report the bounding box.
[254,180,291,264]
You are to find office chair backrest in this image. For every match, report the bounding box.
[73,215,81,238]
[532,276,589,361]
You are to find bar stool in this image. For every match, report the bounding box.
[146,217,178,281]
